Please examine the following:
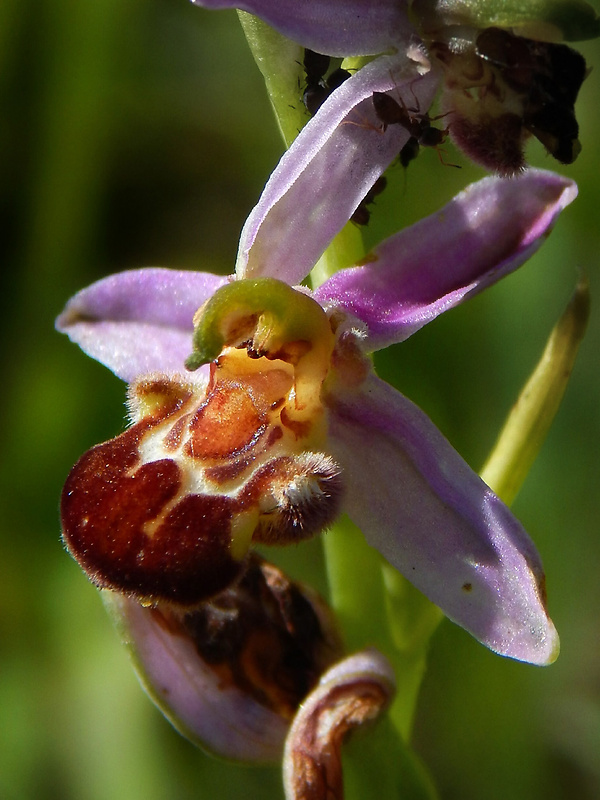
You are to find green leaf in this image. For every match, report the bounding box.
[480,278,590,505]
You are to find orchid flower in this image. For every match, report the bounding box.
[58,165,575,673]
[192,0,597,175]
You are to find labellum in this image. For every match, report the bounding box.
[430,27,588,174]
[61,279,344,606]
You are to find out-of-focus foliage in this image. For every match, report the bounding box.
[1,1,599,798]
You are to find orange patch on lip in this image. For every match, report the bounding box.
[186,381,266,461]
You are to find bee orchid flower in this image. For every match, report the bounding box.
[58,165,575,670]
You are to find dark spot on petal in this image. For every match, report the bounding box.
[204,454,254,486]
[163,411,193,452]
[536,573,548,610]
[280,406,312,439]
[267,426,284,447]
[270,339,311,367]
[462,582,473,593]
[449,113,526,177]
[524,554,549,612]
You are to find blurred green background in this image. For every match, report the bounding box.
[1,2,599,798]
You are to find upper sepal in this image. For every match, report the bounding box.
[235,51,440,285]
[190,0,413,56]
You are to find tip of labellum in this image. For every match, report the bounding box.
[60,379,249,607]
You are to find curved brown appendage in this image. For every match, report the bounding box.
[283,650,396,800]
[244,453,344,545]
[61,422,244,606]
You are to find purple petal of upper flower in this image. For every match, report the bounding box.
[56,268,227,382]
[326,373,559,665]
[236,51,440,286]
[315,170,577,352]
[190,0,412,57]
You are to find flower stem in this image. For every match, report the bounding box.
[238,15,441,795]
[310,224,366,287]
[343,715,438,800]
[323,518,440,797]
[236,11,306,147]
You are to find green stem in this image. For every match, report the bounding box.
[237,16,440,796]
[237,13,367,289]
[323,520,441,799]
[343,715,438,800]
[322,517,392,656]
[382,567,443,739]
[310,224,366,287]
[236,11,307,147]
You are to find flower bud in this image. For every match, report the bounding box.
[283,650,396,799]
[430,26,587,174]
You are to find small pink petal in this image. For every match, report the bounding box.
[236,52,440,286]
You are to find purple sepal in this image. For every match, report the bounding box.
[327,373,559,665]
[236,52,439,286]
[56,268,228,382]
[190,0,412,57]
[105,593,288,763]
